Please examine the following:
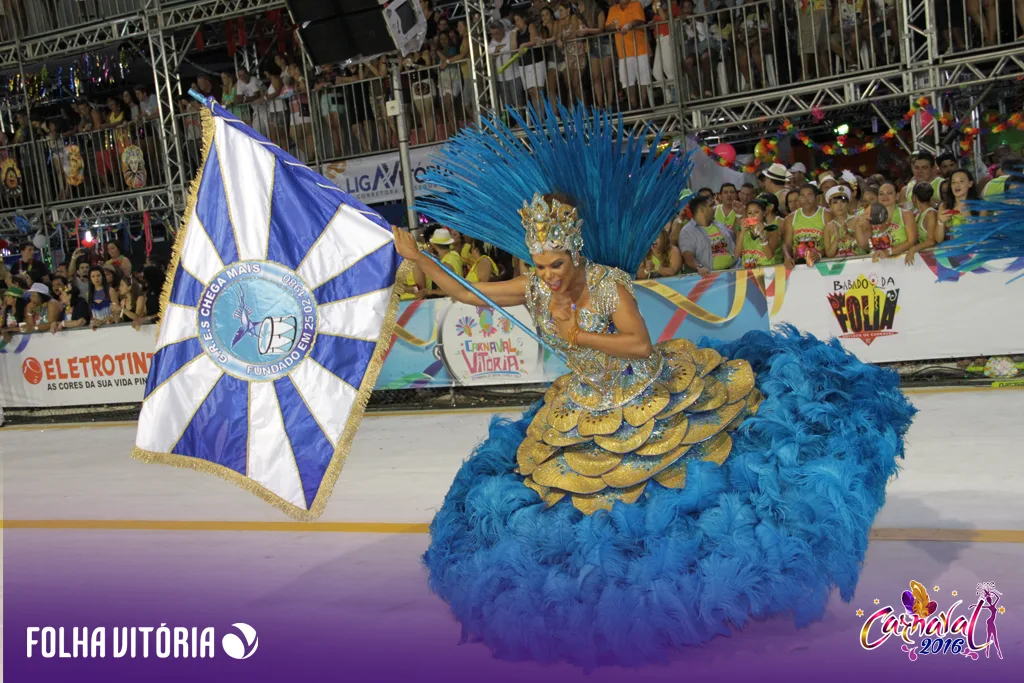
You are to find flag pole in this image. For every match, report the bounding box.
[420,252,569,364]
[187,89,211,106]
[389,57,419,234]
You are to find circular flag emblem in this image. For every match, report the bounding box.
[197,261,318,381]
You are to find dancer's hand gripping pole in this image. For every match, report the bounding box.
[419,252,570,365]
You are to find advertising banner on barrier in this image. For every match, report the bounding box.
[2,255,1022,407]
[376,268,770,389]
[0,325,158,407]
[771,254,1024,363]
[320,144,443,204]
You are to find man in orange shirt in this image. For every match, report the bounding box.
[605,0,651,109]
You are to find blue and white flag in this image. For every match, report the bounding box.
[133,103,406,521]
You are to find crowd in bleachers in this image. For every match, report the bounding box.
[1,240,167,336]
[399,149,1022,300]
[5,0,1024,211]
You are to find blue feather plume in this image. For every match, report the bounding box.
[933,175,1024,280]
[414,99,693,275]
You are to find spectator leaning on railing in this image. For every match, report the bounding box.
[606,0,652,110]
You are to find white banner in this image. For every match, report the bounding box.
[772,256,1024,363]
[321,144,444,204]
[430,301,547,386]
[0,324,157,407]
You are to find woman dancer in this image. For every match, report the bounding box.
[975,582,1003,659]
[402,101,916,668]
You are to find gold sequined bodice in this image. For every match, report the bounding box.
[516,261,761,515]
[524,261,664,412]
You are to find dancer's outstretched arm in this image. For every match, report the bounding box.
[392,226,527,307]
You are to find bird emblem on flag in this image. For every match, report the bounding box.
[132,101,408,520]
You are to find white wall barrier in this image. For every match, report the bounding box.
[1,324,157,407]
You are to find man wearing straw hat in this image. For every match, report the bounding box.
[761,162,789,207]
[430,227,465,277]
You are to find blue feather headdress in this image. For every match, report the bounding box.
[933,176,1024,281]
[414,99,693,275]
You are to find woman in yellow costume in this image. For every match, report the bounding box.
[397,101,916,668]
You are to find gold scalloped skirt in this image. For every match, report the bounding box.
[517,338,761,514]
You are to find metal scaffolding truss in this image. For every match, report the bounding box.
[3,0,285,68]
[686,70,908,132]
[0,42,19,70]
[0,191,171,235]
[47,190,174,225]
[19,17,149,66]
[147,23,190,214]
[927,47,1024,91]
[464,0,496,123]
[156,0,285,31]
[0,211,44,236]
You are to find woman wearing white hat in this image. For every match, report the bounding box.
[429,227,465,278]
[823,186,868,259]
[22,282,58,333]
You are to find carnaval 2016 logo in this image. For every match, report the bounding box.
[827,274,900,346]
[859,580,1007,661]
[454,309,526,377]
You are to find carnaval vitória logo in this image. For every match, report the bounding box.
[197,261,317,380]
[827,274,900,346]
[859,580,1006,661]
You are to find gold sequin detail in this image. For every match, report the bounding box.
[524,477,567,506]
[593,419,656,454]
[623,383,670,426]
[691,348,723,377]
[569,380,606,410]
[747,388,764,413]
[635,413,689,456]
[681,400,746,444]
[689,376,728,412]
[660,338,697,357]
[653,458,688,489]
[541,427,591,447]
[563,443,622,476]
[571,482,646,514]
[516,439,559,475]
[548,393,583,432]
[577,407,624,436]
[695,432,732,465]
[658,377,705,418]
[532,454,608,494]
[544,374,572,405]
[664,359,697,392]
[527,405,550,441]
[712,360,755,404]
[602,442,691,488]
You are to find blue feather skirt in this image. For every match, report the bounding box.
[422,327,916,668]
